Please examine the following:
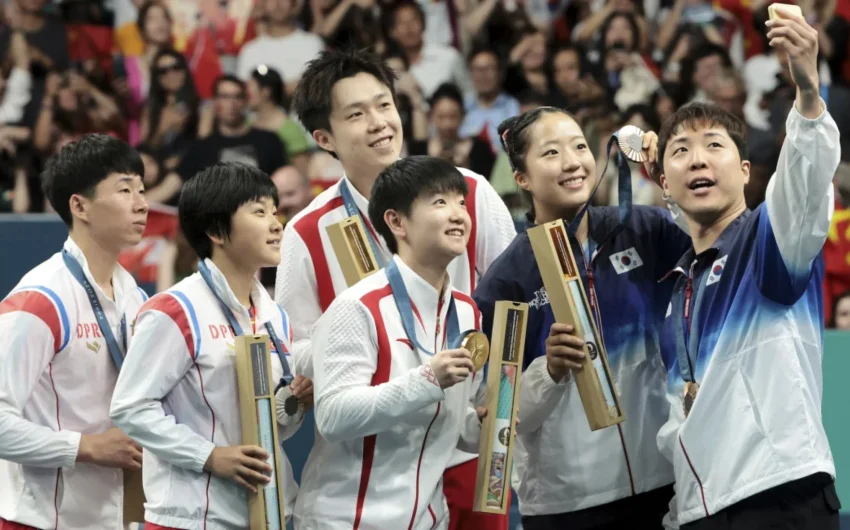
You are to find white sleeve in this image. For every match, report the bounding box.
[515,356,569,435]
[764,101,840,273]
[0,67,31,124]
[475,176,517,276]
[110,302,216,474]
[313,298,445,444]
[275,223,322,379]
[656,393,683,465]
[456,370,486,453]
[0,306,81,468]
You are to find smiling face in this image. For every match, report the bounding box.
[660,121,749,225]
[516,112,597,222]
[314,72,403,180]
[388,190,471,265]
[217,196,283,270]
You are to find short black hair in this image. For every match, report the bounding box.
[179,162,278,260]
[467,43,500,67]
[429,83,464,110]
[41,134,144,227]
[384,0,426,34]
[368,156,468,254]
[213,74,246,97]
[292,48,397,136]
[251,66,285,107]
[657,102,748,176]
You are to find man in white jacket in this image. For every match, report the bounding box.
[655,12,841,529]
[0,135,148,530]
[295,156,487,529]
[110,162,313,529]
[277,48,516,530]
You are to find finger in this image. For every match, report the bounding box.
[648,134,658,163]
[446,348,472,358]
[548,346,586,362]
[233,475,257,494]
[240,455,273,474]
[549,334,586,349]
[767,25,808,49]
[453,358,475,372]
[476,406,488,421]
[549,323,574,336]
[242,445,269,461]
[132,440,143,452]
[123,458,142,470]
[132,452,143,465]
[238,466,272,484]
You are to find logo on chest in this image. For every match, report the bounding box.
[706,255,728,287]
[609,247,644,274]
[529,287,550,309]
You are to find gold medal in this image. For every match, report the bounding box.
[616,125,647,163]
[461,331,490,372]
[683,381,700,418]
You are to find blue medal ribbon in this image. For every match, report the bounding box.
[339,179,387,269]
[197,261,293,386]
[386,259,470,355]
[568,133,634,235]
[63,251,126,370]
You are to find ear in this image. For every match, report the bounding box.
[313,129,336,156]
[384,208,406,241]
[740,160,751,186]
[68,193,91,225]
[207,231,226,248]
[514,170,530,191]
[659,173,669,194]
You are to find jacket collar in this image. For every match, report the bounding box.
[201,259,278,327]
[664,209,752,279]
[63,237,137,316]
[391,255,453,341]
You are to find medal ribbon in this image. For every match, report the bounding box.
[569,133,634,234]
[198,261,293,385]
[339,179,387,269]
[385,259,462,356]
[63,251,126,370]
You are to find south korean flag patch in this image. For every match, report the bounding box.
[706,255,728,286]
[609,247,644,274]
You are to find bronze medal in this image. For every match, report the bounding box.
[461,331,490,372]
[683,381,700,418]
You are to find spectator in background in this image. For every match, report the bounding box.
[408,83,495,178]
[139,48,199,165]
[461,45,520,152]
[504,31,550,97]
[548,44,604,117]
[248,65,313,177]
[149,75,287,206]
[120,0,173,146]
[383,50,429,148]
[676,43,732,105]
[385,0,473,98]
[0,0,70,128]
[34,71,124,156]
[830,291,850,330]
[237,0,325,97]
[305,0,381,50]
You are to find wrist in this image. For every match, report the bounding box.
[76,434,93,463]
[545,361,566,383]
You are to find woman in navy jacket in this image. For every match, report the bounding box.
[473,107,690,530]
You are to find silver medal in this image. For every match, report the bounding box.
[616,125,647,163]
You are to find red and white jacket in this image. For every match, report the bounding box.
[294,256,485,529]
[0,238,148,530]
[274,169,515,468]
[109,260,302,530]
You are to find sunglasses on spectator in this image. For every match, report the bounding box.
[155,64,184,75]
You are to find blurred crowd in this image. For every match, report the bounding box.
[0,0,849,327]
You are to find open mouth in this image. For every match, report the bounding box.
[267,238,281,247]
[370,136,393,148]
[688,177,716,191]
[445,228,465,237]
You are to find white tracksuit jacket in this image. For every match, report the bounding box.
[293,256,485,529]
[110,259,301,530]
[656,103,839,526]
[0,238,147,529]
[274,169,515,469]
